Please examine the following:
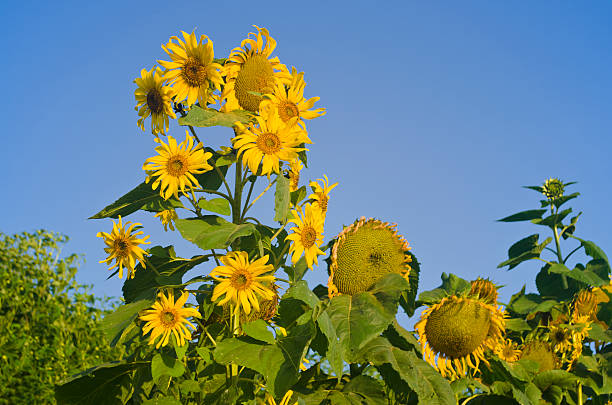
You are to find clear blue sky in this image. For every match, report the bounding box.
[2,1,611,326]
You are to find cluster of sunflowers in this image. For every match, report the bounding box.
[61,27,612,405]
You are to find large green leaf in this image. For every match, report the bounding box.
[341,375,387,405]
[570,236,611,272]
[99,299,154,346]
[533,370,577,391]
[498,234,551,270]
[55,362,140,405]
[274,174,291,222]
[417,272,469,305]
[399,252,420,317]
[548,263,608,287]
[89,181,182,219]
[151,353,185,383]
[359,337,455,405]
[141,397,182,405]
[242,319,276,344]
[122,245,208,303]
[531,208,572,227]
[507,287,558,316]
[327,274,409,362]
[198,197,231,216]
[178,105,253,128]
[498,209,547,222]
[195,155,229,192]
[315,310,344,379]
[175,216,255,250]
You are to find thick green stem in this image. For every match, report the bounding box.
[577,382,583,405]
[552,206,569,289]
[232,156,243,225]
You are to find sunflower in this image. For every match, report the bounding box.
[158,31,223,107]
[139,290,201,349]
[542,178,565,201]
[232,110,306,176]
[469,278,499,304]
[519,341,558,372]
[286,203,325,270]
[260,67,326,128]
[142,131,213,200]
[308,175,337,216]
[221,26,290,112]
[288,158,303,192]
[573,288,609,325]
[210,251,276,315]
[495,339,521,362]
[415,295,506,379]
[154,209,178,231]
[328,217,411,297]
[134,67,176,135]
[96,216,150,279]
[548,325,573,354]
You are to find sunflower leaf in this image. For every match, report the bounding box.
[274,173,291,222]
[178,105,253,128]
[497,209,547,222]
[197,197,231,216]
[175,216,255,251]
[99,299,154,346]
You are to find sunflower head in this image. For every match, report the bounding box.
[96,216,150,279]
[573,289,600,321]
[542,178,565,201]
[469,278,499,304]
[288,158,303,192]
[308,175,337,216]
[221,26,290,112]
[548,325,573,354]
[495,339,521,362]
[519,341,558,372]
[134,67,176,135]
[286,203,326,270]
[415,295,506,379]
[328,217,411,297]
[154,209,178,231]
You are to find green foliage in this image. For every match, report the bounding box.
[177,105,253,128]
[175,216,256,250]
[0,231,124,404]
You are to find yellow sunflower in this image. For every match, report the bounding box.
[288,158,303,192]
[328,217,411,297]
[469,278,499,304]
[221,25,290,112]
[286,203,325,270]
[415,295,506,379]
[260,67,326,128]
[308,175,338,216]
[573,288,609,325]
[158,31,223,107]
[519,341,558,372]
[139,290,201,349]
[134,67,176,135]
[142,131,213,200]
[542,178,565,201]
[154,209,178,231]
[232,110,306,176]
[495,339,521,362]
[96,216,150,279]
[548,325,574,354]
[210,251,276,315]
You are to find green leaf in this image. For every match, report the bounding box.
[274,174,291,222]
[178,105,253,128]
[533,370,577,391]
[399,252,420,317]
[283,255,309,284]
[327,274,409,362]
[175,216,255,250]
[242,319,276,344]
[122,246,208,303]
[505,318,532,332]
[341,375,387,405]
[587,323,612,342]
[531,208,572,227]
[360,337,455,405]
[198,197,231,215]
[315,310,344,378]
[570,236,611,272]
[507,288,557,315]
[141,397,182,405]
[535,264,581,301]
[418,272,469,305]
[179,380,201,393]
[89,181,182,219]
[215,153,236,167]
[548,262,608,287]
[151,353,185,383]
[498,234,551,270]
[55,362,139,405]
[99,299,154,346]
[290,185,307,207]
[498,209,547,222]
[196,154,229,192]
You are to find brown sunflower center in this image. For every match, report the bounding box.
[278,101,299,122]
[160,310,177,327]
[146,89,164,114]
[113,239,129,257]
[301,226,317,248]
[553,329,568,343]
[424,299,491,359]
[182,57,208,87]
[256,132,281,154]
[230,270,252,290]
[234,54,275,111]
[166,155,188,177]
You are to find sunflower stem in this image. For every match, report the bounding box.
[551,205,569,289]
[577,381,583,405]
[232,155,244,227]
[242,177,276,218]
[240,178,257,222]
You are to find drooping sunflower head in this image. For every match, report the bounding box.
[542,178,565,201]
[154,209,178,231]
[221,26,290,112]
[260,67,326,127]
[158,31,223,107]
[139,290,201,349]
[134,67,176,135]
[96,216,150,279]
[572,288,601,322]
[469,278,499,304]
[209,251,276,315]
[142,131,214,200]
[519,341,558,372]
[308,175,338,216]
[415,295,506,379]
[286,203,326,270]
[495,338,521,362]
[232,110,306,176]
[328,217,411,297]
